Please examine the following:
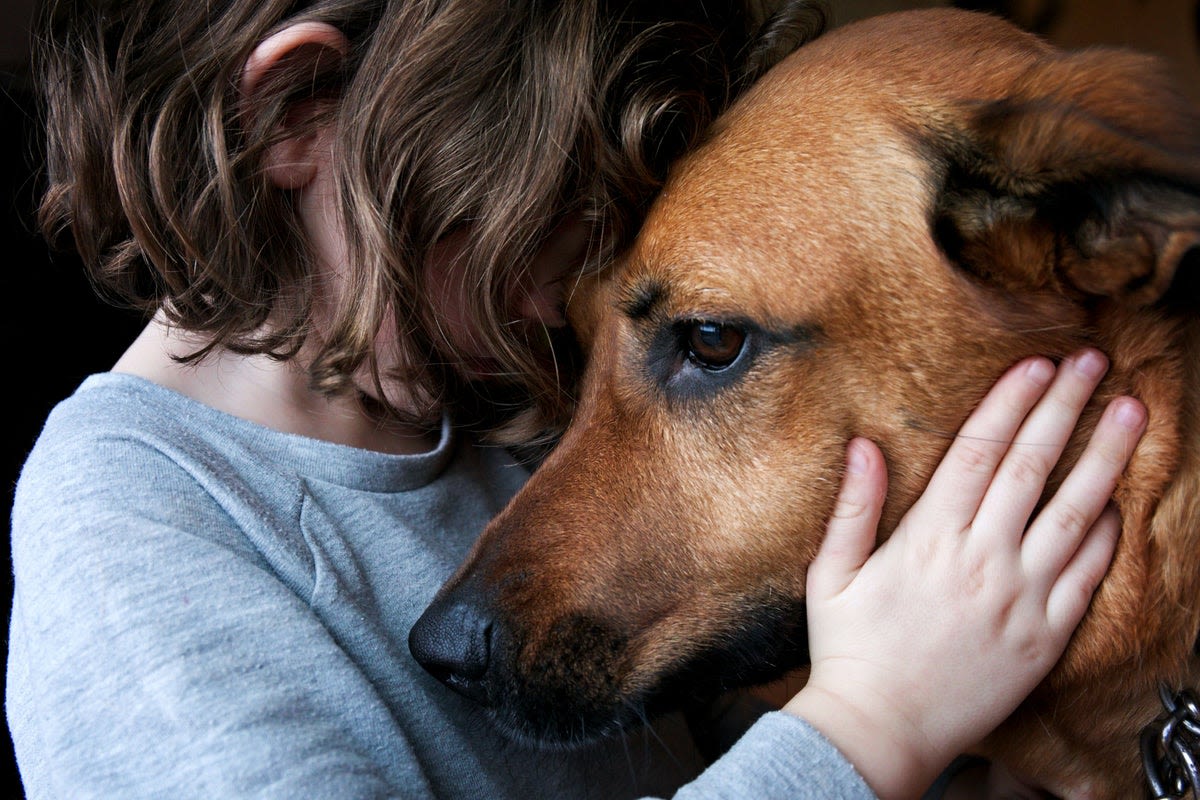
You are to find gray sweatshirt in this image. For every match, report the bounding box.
[7,373,874,799]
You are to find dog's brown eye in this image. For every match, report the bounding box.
[686,322,745,370]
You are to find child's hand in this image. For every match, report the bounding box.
[784,349,1146,800]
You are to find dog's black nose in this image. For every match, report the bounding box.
[409,594,494,705]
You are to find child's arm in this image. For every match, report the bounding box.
[786,349,1143,799]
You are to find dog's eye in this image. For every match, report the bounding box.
[685,321,746,371]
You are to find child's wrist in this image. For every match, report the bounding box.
[783,682,943,800]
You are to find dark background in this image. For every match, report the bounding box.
[2,1,1198,797]
[3,2,146,796]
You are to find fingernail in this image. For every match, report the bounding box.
[1073,349,1109,380]
[1112,397,1146,430]
[847,440,869,475]
[1025,357,1054,385]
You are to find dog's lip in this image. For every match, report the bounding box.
[479,598,812,747]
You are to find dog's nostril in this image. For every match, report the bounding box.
[408,598,495,705]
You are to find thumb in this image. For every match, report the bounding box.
[809,438,887,599]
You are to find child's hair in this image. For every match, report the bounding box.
[35,0,828,443]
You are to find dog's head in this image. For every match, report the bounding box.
[410,7,1200,774]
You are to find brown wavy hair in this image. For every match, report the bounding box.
[35,0,828,444]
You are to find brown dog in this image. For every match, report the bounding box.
[410,9,1200,797]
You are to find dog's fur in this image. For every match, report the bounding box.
[412,10,1200,797]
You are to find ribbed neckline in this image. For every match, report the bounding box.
[78,373,457,493]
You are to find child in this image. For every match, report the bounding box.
[8,0,1144,798]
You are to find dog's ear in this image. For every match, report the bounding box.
[932,48,1200,310]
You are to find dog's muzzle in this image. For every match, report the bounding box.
[409,580,643,746]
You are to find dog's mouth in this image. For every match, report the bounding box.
[412,591,811,748]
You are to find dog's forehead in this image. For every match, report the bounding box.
[616,9,1055,324]
[623,98,934,323]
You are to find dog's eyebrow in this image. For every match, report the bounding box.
[621,280,667,321]
[778,323,823,348]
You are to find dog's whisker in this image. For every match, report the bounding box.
[616,723,638,787]
[632,701,690,774]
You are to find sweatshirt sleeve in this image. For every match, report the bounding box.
[7,426,431,800]
[659,712,878,800]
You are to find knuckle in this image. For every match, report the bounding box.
[908,528,942,564]
[1003,449,1049,488]
[961,556,989,600]
[832,496,871,522]
[1044,389,1083,420]
[1048,500,1092,538]
[1013,628,1047,667]
[997,602,1051,665]
[953,438,998,475]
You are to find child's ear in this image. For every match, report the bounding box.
[240,22,348,190]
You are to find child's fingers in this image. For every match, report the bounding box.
[809,438,887,599]
[1045,503,1121,632]
[1022,396,1145,589]
[973,350,1109,546]
[918,356,1056,528]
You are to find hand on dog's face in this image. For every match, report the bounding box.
[790,351,1143,799]
[411,9,1200,797]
